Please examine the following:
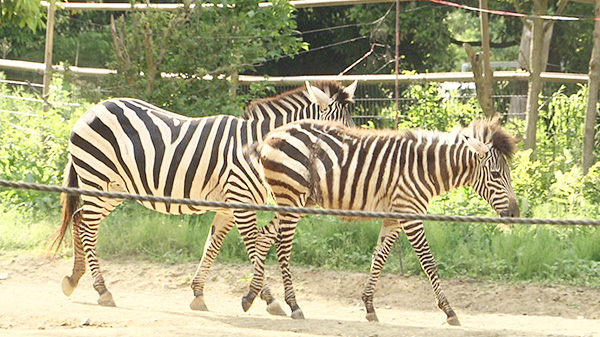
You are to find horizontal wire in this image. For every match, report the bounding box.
[1,179,599,226]
[428,0,600,22]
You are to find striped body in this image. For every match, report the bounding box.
[71,100,268,214]
[253,117,519,323]
[55,81,356,311]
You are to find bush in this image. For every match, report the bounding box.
[0,73,89,211]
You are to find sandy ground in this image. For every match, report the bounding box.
[1,255,599,337]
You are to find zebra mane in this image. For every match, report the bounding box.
[330,116,517,160]
[458,116,517,159]
[241,81,352,120]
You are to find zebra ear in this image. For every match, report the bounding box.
[342,80,358,103]
[305,81,332,109]
[463,135,489,156]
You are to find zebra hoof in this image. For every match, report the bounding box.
[365,312,379,322]
[98,291,116,307]
[266,300,287,316]
[291,309,305,319]
[446,315,461,326]
[190,295,208,311]
[242,296,254,312]
[61,276,77,297]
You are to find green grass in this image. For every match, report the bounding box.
[2,200,599,286]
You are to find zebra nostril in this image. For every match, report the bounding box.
[499,205,520,218]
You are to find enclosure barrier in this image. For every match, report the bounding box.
[1,179,599,226]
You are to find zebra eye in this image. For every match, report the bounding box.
[491,171,501,179]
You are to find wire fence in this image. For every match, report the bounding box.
[1,179,599,227]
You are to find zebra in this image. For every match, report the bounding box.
[249,116,519,324]
[52,80,357,314]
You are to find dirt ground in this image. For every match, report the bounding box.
[1,255,599,337]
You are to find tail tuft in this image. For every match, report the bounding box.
[48,159,80,256]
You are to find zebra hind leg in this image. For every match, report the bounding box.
[62,208,85,297]
[242,217,286,316]
[190,212,235,311]
[275,212,305,319]
[76,196,122,307]
[361,219,402,322]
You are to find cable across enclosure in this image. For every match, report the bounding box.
[1,179,599,226]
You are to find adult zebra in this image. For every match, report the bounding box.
[52,80,357,314]
[250,117,519,324]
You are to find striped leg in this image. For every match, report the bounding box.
[403,221,460,326]
[61,208,85,297]
[64,196,122,306]
[242,216,286,316]
[190,212,235,311]
[275,211,305,319]
[361,219,403,322]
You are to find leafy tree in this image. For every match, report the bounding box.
[106,0,305,116]
[0,0,44,31]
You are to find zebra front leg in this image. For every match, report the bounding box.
[242,217,286,316]
[275,212,304,319]
[362,219,402,322]
[404,221,460,326]
[62,208,85,297]
[190,212,235,311]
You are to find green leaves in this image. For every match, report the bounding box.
[0,73,89,210]
[106,0,304,116]
[0,0,45,31]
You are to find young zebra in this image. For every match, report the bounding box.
[251,117,519,324]
[52,80,357,314]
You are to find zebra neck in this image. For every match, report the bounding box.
[444,143,478,193]
[415,140,477,196]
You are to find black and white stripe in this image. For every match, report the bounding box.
[54,81,357,312]
[250,116,519,323]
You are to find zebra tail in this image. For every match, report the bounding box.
[48,159,80,256]
[243,141,269,192]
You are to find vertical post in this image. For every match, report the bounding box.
[524,0,548,153]
[230,72,239,100]
[394,0,400,128]
[478,0,495,117]
[582,0,600,174]
[394,0,404,274]
[42,1,56,111]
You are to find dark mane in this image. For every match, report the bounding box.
[312,81,352,104]
[241,81,351,120]
[467,116,517,159]
[313,116,517,160]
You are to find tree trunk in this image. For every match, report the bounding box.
[510,20,554,120]
[464,43,495,117]
[523,0,548,153]
[582,0,600,174]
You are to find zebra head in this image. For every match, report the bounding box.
[462,117,519,218]
[305,80,357,127]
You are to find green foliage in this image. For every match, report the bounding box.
[0,73,88,210]
[0,0,45,31]
[395,82,481,131]
[106,0,305,116]
[346,3,457,73]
